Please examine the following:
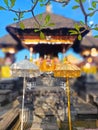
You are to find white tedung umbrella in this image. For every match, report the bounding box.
[10,57,40,130]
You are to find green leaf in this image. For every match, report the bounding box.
[88,7,94,10]
[19,22,25,30]
[89,12,94,17]
[94,27,98,31]
[80,20,85,25]
[39,0,43,2]
[4,0,8,6]
[10,0,16,8]
[0,6,6,10]
[94,35,98,38]
[78,35,82,40]
[74,23,80,31]
[81,0,86,2]
[92,1,96,8]
[47,23,55,27]
[13,18,18,21]
[34,29,39,32]
[72,5,79,9]
[69,30,78,34]
[40,3,45,7]
[75,0,79,3]
[20,12,24,19]
[75,0,86,3]
[45,15,50,24]
[40,31,45,39]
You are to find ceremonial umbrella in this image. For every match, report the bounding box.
[53,58,81,130]
[10,57,40,130]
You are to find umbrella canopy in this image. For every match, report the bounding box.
[54,59,81,78]
[10,58,40,77]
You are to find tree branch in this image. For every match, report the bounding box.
[79,0,88,25]
[87,9,98,16]
[9,0,39,14]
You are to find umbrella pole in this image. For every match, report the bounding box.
[66,77,72,130]
[30,47,33,61]
[21,76,26,130]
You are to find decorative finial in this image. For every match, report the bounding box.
[46,4,52,13]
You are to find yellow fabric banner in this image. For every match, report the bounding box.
[1,66,11,78]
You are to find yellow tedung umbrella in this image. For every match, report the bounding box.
[53,59,81,130]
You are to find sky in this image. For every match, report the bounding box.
[0,0,98,61]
